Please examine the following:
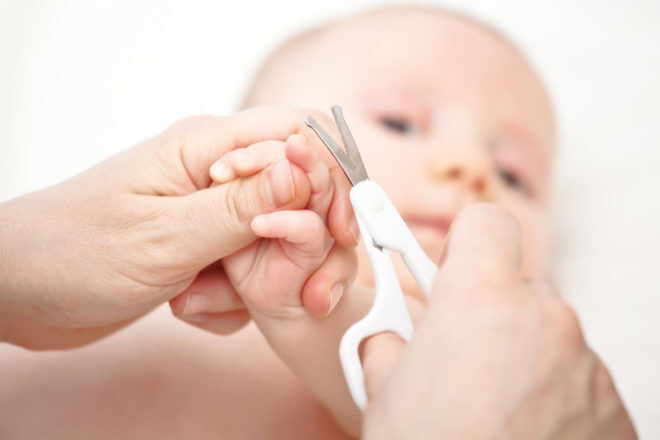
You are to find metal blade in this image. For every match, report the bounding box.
[305,107,369,186]
[330,106,368,179]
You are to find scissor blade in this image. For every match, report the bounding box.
[330,106,368,180]
[306,115,362,186]
[305,116,347,162]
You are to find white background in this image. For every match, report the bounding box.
[1,0,659,436]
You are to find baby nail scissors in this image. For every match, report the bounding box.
[306,106,438,410]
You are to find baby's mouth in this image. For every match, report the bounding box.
[406,216,453,237]
[404,215,454,263]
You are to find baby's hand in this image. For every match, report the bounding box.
[211,133,366,436]
[212,135,335,323]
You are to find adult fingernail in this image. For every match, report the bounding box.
[251,215,268,233]
[210,162,233,183]
[234,150,254,172]
[263,160,294,207]
[326,283,344,316]
[183,292,211,315]
[349,215,360,244]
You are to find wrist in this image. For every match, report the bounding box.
[0,194,52,346]
[0,201,20,344]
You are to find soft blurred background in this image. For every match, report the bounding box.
[1,0,658,436]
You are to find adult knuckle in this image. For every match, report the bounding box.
[549,301,585,348]
[529,279,558,297]
[223,179,255,224]
[594,358,617,395]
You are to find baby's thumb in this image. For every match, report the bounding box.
[171,159,310,265]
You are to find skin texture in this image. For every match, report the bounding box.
[239,7,635,438]
[0,6,636,440]
[361,205,636,439]
[219,135,338,324]
[0,107,357,350]
[245,7,556,300]
[0,108,360,438]
[168,135,356,335]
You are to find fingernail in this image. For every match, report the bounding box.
[251,215,267,233]
[210,162,233,183]
[349,215,360,244]
[180,313,209,323]
[234,150,253,172]
[325,283,344,316]
[263,160,295,207]
[183,292,211,315]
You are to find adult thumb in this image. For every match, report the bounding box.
[436,203,522,292]
[168,159,311,265]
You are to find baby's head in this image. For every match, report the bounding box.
[243,5,556,296]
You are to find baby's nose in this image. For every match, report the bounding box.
[425,148,493,201]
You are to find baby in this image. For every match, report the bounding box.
[242,5,555,295]
[0,5,558,439]
[198,3,557,436]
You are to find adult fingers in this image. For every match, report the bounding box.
[179,310,252,335]
[359,295,425,404]
[438,203,522,289]
[169,261,245,316]
[164,160,311,266]
[169,261,251,335]
[361,332,406,403]
[166,107,356,247]
[209,140,285,184]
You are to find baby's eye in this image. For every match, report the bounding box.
[497,168,526,192]
[379,116,419,136]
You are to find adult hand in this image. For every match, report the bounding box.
[361,204,637,440]
[0,107,357,349]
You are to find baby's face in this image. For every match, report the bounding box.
[249,10,555,296]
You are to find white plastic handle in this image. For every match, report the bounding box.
[339,216,414,409]
[351,180,438,297]
[339,180,438,409]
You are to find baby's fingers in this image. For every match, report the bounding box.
[210,140,285,184]
[301,244,358,317]
[252,210,334,261]
[285,134,333,219]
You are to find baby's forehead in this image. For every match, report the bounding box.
[330,7,500,43]
[249,7,540,101]
[245,7,555,143]
[303,8,522,66]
